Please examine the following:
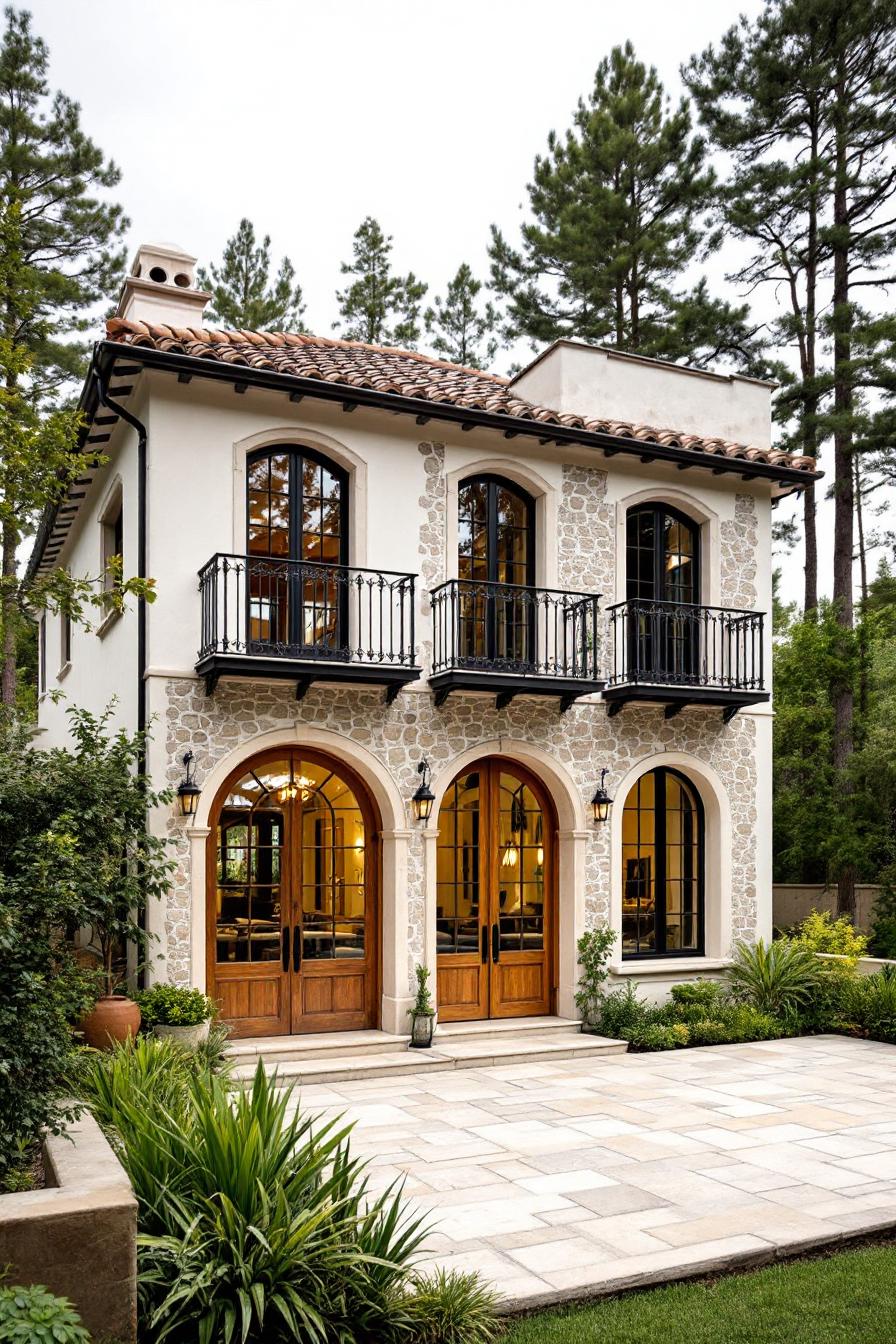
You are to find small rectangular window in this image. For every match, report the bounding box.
[60,607,72,669]
[102,494,124,593]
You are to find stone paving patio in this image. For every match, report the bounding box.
[288,1035,896,1308]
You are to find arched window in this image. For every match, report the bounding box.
[625,504,700,680]
[457,475,535,667]
[626,503,699,606]
[621,767,704,958]
[246,446,348,653]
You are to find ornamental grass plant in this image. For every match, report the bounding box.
[75,1038,497,1344]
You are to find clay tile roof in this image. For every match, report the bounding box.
[104,318,817,474]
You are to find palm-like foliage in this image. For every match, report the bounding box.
[726,938,821,1019]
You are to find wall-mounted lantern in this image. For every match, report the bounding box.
[177,750,202,818]
[591,768,613,823]
[411,758,435,823]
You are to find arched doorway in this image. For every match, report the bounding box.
[621,766,704,958]
[436,758,555,1020]
[206,748,379,1037]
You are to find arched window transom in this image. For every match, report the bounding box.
[621,767,704,958]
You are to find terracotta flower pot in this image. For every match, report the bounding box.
[80,995,142,1050]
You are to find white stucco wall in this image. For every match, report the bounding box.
[35,365,777,1025]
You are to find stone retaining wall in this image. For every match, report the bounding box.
[0,1113,137,1343]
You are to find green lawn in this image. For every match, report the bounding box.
[502,1243,896,1343]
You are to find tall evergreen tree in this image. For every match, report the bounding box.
[0,7,132,709]
[686,27,830,611]
[690,0,896,917]
[335,216,426,348]
[197,218,306,331]
[424,263,498,369]
[489,42,765,370]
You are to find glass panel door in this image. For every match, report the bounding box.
[457,478,534,669]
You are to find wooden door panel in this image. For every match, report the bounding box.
[297,964,370,1031]
[437,960,487,1022]
[214,970,289,1039]
[491,958,549,1018]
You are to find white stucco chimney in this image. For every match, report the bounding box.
[116,241,211,327]
[509,341,775,449]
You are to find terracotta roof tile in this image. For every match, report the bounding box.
[104,318,816,474]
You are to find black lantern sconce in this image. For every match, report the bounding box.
[177,750,202,819]
[411,758,435,824]
[591,768,613,823]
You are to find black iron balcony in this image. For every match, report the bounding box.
[197,553,420,700]
[604,599,769,720]
[430,578,603,711]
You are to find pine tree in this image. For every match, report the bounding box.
[488,41,765,370]
[0,7,131,709]
[690,0,896,917]
[335,217,427,348]
[424,263,498,369]
[197,219,306,331]
[685,18,831,612]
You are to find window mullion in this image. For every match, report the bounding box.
[656,768,667,955]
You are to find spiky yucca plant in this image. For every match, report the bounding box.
[726,938,821,1019]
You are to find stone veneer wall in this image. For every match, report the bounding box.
[159,451,763,991]
[163,679,758,990]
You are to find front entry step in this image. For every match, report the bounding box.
[227,1021,627,1086]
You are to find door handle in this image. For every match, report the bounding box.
[492,922,500,964]
[281,927,290,973]
[481,925,488,964]
[293,925,301,972]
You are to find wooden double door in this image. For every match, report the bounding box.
[207,749,378,1038]
[436,759,554,1021]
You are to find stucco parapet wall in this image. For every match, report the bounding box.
[0,1111,137,1343]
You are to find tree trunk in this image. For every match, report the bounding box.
[803,482,818,614]
[802,99,820,614]
[831,58,855,920]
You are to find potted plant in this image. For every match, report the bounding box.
[407,964,436,1048]
[135,984,214,1047]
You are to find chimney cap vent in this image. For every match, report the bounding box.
[117,240,209,326]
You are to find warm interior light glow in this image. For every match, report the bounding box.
[277,774,314,804]
[536,845,544,866]
[501,844,519,869]
[666,553,691,571]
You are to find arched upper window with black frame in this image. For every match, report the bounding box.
[625,503,701,682]
[245,445,349,655]
[456,475,535,669]
[621,766,704,959]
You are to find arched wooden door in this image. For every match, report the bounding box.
[436,759,555,1021]
[207,748,379,1038]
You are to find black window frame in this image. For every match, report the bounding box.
[456,474,536,670]
[625,503,701,606]
[245,444,350,655]
[621,766,705,961]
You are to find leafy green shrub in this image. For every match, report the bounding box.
[796,957,857,1033]
[726,938,821,1018]
[684,1006,784,1046]
[0,707,173,1180]
[401,1269,500,1344]
[628,1022,690,1052]
[591,982,663,1039]
[869,916,896,961]
[668,980,725,1013]
[792,909,868,963]
[847,972,896,1044]
[77,1039,497,1343]
[575,925,617,1027]
[135,984,213,1027]
[0,1284,90,1343]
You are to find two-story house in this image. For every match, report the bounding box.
[30,242,817,1041]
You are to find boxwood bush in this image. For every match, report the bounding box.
[135,983,214,1027]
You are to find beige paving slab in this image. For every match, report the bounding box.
[290,1035,896,1306]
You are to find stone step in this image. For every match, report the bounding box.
[227,1028,408,1066]
[434,1015,583,1043]
[230,1029,626,1086]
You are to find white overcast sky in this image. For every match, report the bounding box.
[28,0,857,608]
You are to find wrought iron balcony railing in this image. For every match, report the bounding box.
[430,578,602,708]
[606,599,766,692]
[197,553,419,697]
